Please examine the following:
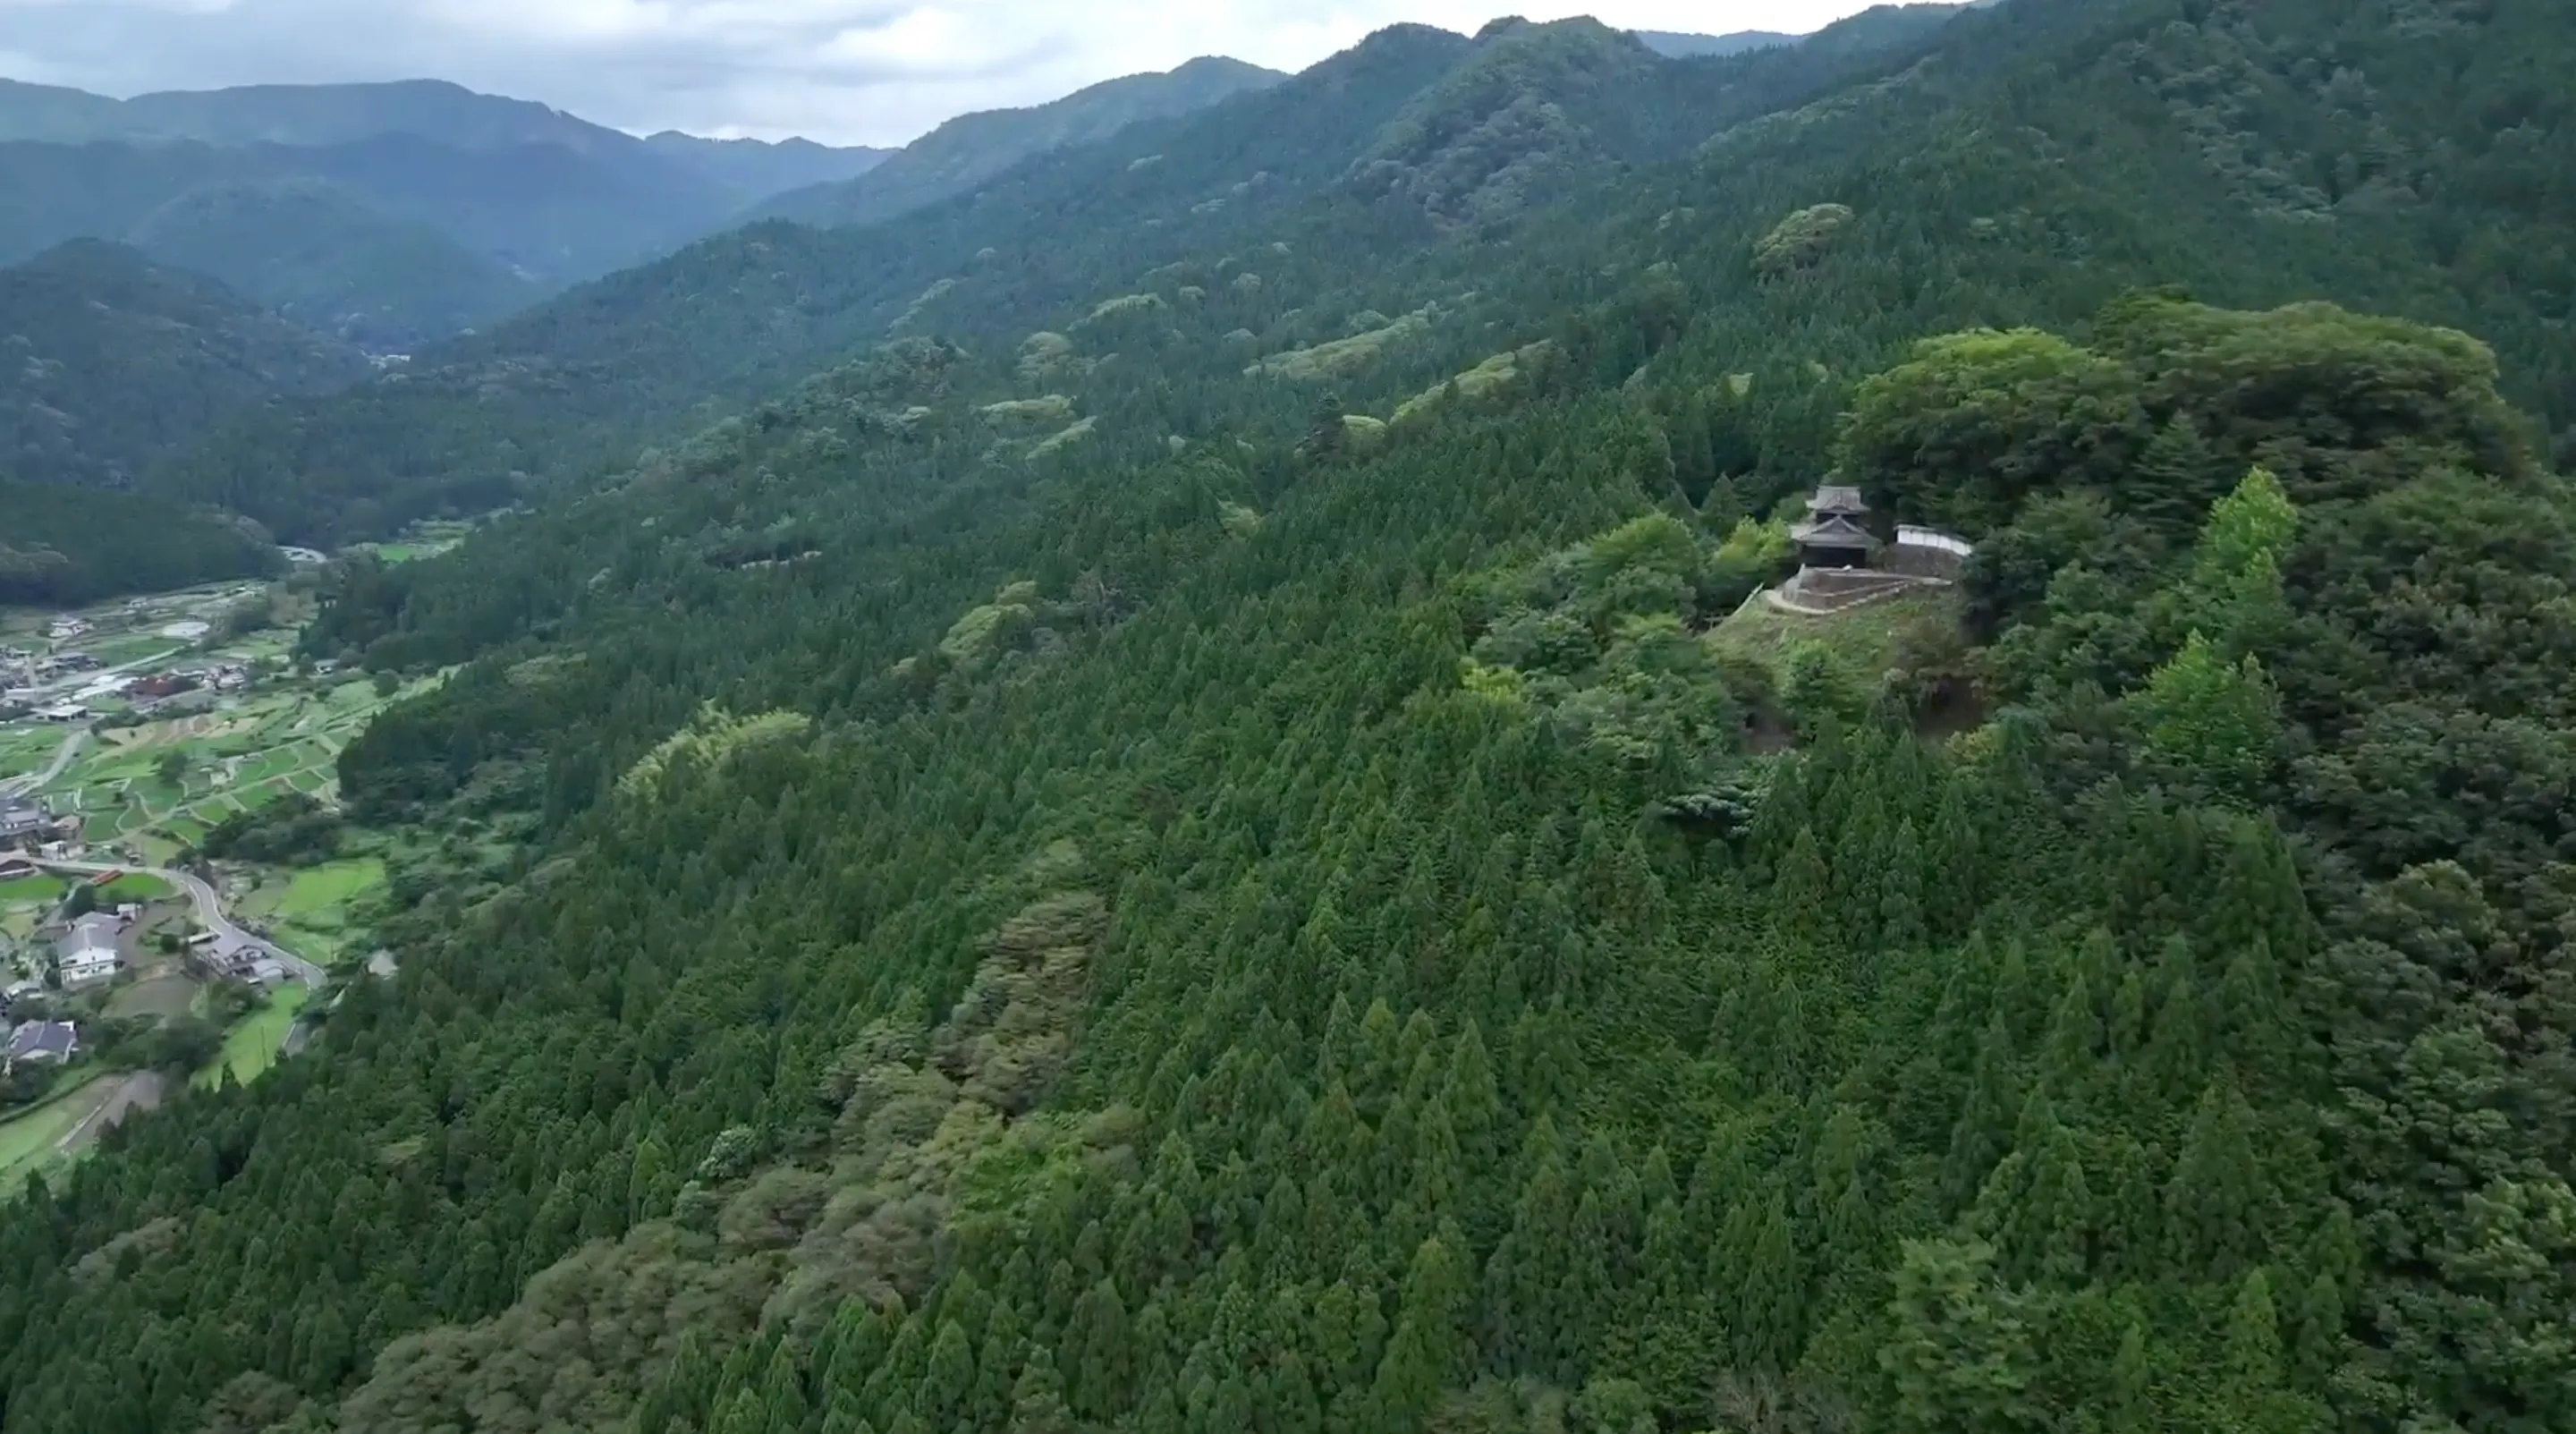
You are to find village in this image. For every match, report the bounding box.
[0,589,279,726]
[0,576,416,1191]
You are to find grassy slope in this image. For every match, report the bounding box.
[1707,583,1962,684]
[0,1075,107,1193]
[194,983,309,1089]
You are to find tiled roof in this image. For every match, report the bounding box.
[4,1021,76,1060]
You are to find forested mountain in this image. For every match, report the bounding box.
[0,140,533,346]
[750,57,1289,230]
[0,77,633,150]
[0,79,887,346]
[642,132,893,198]
[1632,30,1797,57]
[0,239,339,600]
[0,481,278,607]
[141,13,1973,545]
[0,76,886,198]
[0,238,367,486]
[1634,4,1972,62]
[4,3,2576,1434]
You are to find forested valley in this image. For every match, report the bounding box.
[2,2,2573,1433]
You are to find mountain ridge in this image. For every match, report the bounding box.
[1633,28,1800,57]
[0,236,368,487]
[752,55,1289,230]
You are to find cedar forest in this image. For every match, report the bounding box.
[3,1,2574,1433]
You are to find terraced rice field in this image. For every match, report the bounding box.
[21,675,438,852]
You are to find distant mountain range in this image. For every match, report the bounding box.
[1633,29,1801,57]
[147,12,2003,547]
[642,132,892,198]
[0,76,877,184]
[0,77,893,348]
[0,4,1992,550]
[0,66,1284,351]
[754,57,1288,230]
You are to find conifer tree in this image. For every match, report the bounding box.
[1006,1348,1072,1434]
[1733,1188,1805,1375]
[1992,1091,2092,1286]
[1880,1239,2038,1434]
[1943,1014,2019,1208]
[1372,1235,1470,1431]
[1064,1281,1131,1422]
[2107,1322,2151,1434]
[2165,1078,2275,1280]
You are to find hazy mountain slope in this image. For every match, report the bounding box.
[122,180,537,345]
[752,56,1288,229]
[642,132,892,199]
[0,142,538,346]
[0,78,123,142]
[1633,28,1797,56]
[0,77,636,153]
[0,140,282,257]
[0,132,738,334]
[274,132,742,284]
[0,78,891,344]
[0,238,367,487]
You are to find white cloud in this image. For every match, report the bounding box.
[0,0,1887,146]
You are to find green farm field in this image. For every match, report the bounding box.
[18,674,440,853]
[107,972,201,1022]
[196,984,309,1089]
[0,1076,120,1194]
[237,858,386,966]
[94,871,174,904]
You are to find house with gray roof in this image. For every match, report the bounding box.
[55,913,123,989]
[4,1020,78,1071]
[0,798,46,851]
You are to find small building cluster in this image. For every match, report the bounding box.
[0,798,80,855]
[1775,484,1975,614]
[3,648,101,712]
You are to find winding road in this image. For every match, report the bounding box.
[2,727,82,799]
[34,859,328,989]
[3,727,86,797]
[5,644,186,796]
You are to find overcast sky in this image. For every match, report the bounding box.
[0,0,1885,148]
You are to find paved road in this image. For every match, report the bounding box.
[55,1073,165,1157]
[5,643,187,795]
[35,859,328,989]
[4,726,87,797]
[19,647,182,703]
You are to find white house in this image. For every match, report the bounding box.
[54,913,123,989]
